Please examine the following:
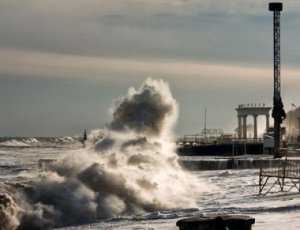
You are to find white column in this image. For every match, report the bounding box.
[243,115,247,139]
[254,115,258,139]
[238,116,242,139]
[266,114,270,131]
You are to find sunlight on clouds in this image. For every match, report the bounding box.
[0,48,299,90]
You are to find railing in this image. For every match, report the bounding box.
[260,160,300,179]
[259,156,300,194]
[177,137,263,146]
[237,103,269,109]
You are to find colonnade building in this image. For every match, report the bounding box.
[236,104,271,139]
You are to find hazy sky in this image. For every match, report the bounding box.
[1,0,300,136]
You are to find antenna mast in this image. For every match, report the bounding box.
[269,2,286,158]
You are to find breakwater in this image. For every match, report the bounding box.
[179,156,300,171]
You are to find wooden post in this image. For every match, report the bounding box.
[259,168,262,194]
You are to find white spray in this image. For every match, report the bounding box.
[1,78,205,229]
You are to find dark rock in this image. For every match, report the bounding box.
[176,214,255,230]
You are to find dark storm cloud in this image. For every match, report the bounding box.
[0,0,299,65]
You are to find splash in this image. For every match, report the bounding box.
[108,78,177,136]
[0,192,21,230]
[1,78,205,229]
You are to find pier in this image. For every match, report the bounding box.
[177,136,264,156]
[177,103,272,156]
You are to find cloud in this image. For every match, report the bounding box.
[1,1,296,15]
[0,0,299,67]
[1,0,300,137]
[1,48,299,90]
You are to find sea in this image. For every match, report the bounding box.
[1,138,300,230]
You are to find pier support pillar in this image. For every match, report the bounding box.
[243,116,247,139]
[254,115,258,139]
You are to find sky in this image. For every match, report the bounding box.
[1,0,300,137]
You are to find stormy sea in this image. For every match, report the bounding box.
[1,79,300,230]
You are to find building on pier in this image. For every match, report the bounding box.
[284,107,300,144]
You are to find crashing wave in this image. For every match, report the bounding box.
[1,78,206,229]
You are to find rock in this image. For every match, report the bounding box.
[176,214,255,230]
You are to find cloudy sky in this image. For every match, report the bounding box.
[1,0,300,136]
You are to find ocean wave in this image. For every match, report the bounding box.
[0,78,207,230]
[202,203,300,215]
[0,140,30,147]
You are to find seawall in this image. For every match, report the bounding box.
[179,156,300,171]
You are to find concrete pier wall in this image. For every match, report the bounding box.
[179,158,300,171]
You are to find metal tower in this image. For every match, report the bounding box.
[269,2,286,158]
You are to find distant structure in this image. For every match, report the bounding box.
[284,106,300,144]
[203,108,207,140]
[269,2,286,158]
[236,104,271,139]
[82,129,88,147]
[83,129,87,141]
